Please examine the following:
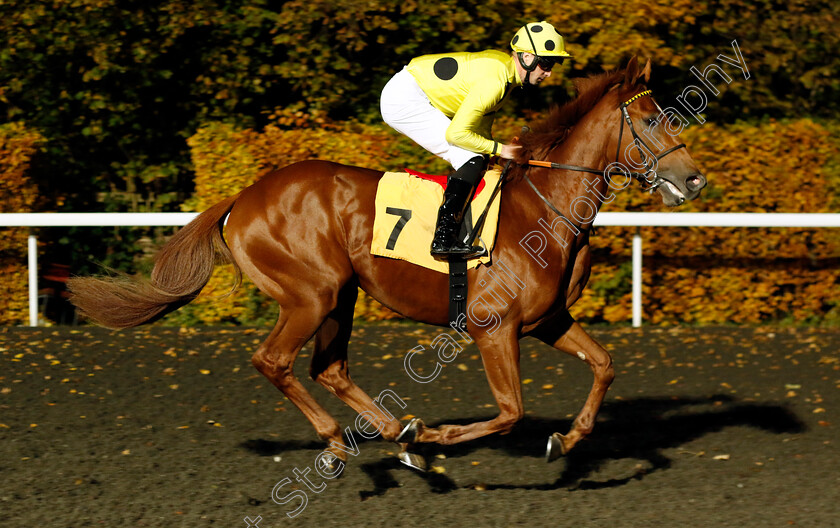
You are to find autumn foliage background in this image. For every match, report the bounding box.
[1,0,839,326]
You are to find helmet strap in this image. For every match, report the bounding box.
[517,24,540,86]
[516,52,538,86]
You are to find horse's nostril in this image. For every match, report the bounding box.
[686,174,706,191]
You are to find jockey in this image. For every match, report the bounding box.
[380,21,571,259]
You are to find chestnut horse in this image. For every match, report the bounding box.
[68,58,705,471]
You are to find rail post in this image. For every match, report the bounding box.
[28,229,38,327]
[632,228,642,328]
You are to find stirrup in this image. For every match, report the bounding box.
[431,241,485,260]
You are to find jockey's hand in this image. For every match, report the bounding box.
[499,144,522,160]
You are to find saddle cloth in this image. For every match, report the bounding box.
[371,167,503,274]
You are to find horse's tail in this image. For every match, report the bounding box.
[67,193,242,329]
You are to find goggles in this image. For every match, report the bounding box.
[535,56,564,71]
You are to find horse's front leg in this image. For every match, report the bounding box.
[403,324,524,446]
[532,311,615,459]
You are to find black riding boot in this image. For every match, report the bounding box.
[430,156,486,259]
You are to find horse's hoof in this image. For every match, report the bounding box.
[316,451,346,478]
[396,417,422,443]
[546,432,568,462]
[397,451,427,472]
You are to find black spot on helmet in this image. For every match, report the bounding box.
[510,21,571,59]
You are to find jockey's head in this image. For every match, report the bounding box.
[510,21,572,85]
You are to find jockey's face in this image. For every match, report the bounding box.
[532,61,552,84]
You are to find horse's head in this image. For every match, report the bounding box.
[613,57,707,206]
[515,59,706,207]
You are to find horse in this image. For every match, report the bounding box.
[68,57,706,472]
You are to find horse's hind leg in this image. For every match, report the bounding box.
[532,312,615,459]
[251,307,346,458]
[309,282,404,443]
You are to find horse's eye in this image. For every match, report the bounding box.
[646,117,657,127]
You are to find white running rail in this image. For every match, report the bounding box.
[2,212,839,327]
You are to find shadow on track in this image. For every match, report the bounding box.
[354,395,805,497]
[237,395,804,498]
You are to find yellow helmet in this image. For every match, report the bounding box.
[510,21,571,58]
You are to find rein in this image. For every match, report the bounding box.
[521,90,687,229]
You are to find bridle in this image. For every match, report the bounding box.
[615,89,686,190]
[470,90,689,242]
[524,89,687,193]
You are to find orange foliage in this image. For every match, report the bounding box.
[0,123,44,325]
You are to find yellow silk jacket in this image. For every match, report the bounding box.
[407,50,521,155]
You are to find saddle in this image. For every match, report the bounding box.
[371,166,506,331]
[371,167,503,273]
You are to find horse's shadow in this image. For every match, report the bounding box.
[241,395,805,499]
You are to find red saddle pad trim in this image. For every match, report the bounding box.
[404,168,486,199]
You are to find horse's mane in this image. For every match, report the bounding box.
[513,69,633,170]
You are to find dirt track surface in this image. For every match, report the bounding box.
[1,324,839,527]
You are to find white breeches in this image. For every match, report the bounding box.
[380,67,477,170]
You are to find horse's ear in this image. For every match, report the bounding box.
[624,56,640,87]
[639,58,652,83]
